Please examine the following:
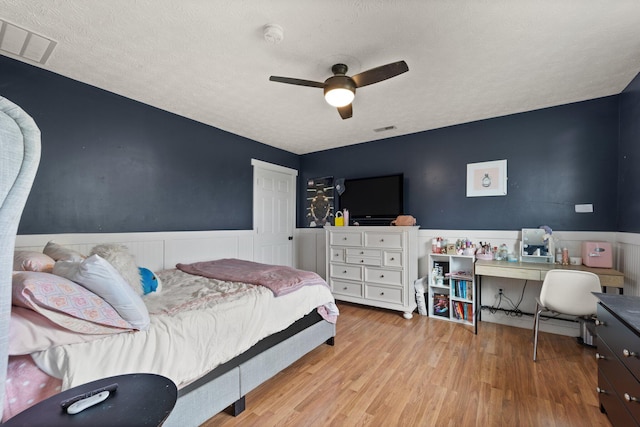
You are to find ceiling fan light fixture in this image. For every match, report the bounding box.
[324,75,356,107]
[324,87,355,107]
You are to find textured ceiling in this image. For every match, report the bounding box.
[1,1,640,154]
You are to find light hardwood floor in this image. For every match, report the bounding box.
[202,302,611,427]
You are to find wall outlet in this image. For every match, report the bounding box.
[575,203,594,213]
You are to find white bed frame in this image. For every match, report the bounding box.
[14,230,336,426]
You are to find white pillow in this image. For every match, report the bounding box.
[90,244,144,295]
[43,241,85,262]
[53,255,150,330]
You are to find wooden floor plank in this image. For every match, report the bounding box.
[202,302,611,427]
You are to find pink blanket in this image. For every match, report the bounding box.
[3,355,62,422]
[176,258,329,297]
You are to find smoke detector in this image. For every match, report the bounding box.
[263,24,284,44]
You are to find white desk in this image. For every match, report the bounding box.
[475,259,624,290]
[473,259,624,334]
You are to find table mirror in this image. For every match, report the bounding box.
[520,228,554,263]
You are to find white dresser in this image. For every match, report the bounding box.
[325,225,419,318]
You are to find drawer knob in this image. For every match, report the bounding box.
[390,257,395,261]
[343,270,347,274]
[380,274,385,278]
[595,353,606,360]
[625,393,639,403]
[343,237,347,240]
[360,260,364,263]
[595,319,605,326]
[623,349,638,358]
[343,286,348,290]
[360,251,364,254]
[380,292,385,295]
[596,386,606,394]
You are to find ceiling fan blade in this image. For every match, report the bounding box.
[337,104,352,120]
[269,76,324,88]
[351,60,409,88]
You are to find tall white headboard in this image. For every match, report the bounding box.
[15,230,256,271]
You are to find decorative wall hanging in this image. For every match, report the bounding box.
[306,176,334,227]
[466,160,507,197]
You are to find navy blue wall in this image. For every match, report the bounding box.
[301,96,620,231]
[619,72,640,233]
[2,54,637,234]
[0,56,299,234]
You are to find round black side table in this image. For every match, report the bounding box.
[4,373,177,427]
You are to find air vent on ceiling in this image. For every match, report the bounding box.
[373,125,397,133]
[0,19,57,64]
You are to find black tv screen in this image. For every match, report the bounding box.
[339,174,404,225]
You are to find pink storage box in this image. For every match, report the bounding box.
[581,241,612,268]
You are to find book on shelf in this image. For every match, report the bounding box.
[432,293,449,317]
[452,301,472,321]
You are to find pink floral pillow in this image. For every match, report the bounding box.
[13,251,55,273]
[11,272,133,333]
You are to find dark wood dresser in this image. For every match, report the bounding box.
[595,293,640,426]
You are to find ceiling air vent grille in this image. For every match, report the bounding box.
[0,19,57,64]
[373,125,397,133]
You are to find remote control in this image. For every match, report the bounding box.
[60,383,118,409]
[67,390,110,415]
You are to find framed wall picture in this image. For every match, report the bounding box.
[466,160,507,197]
[305,176,334,227]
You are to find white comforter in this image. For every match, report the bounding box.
[31,269,336,390]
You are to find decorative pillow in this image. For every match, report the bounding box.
[90,244,144,295]
[13,251,55,272]
[11,271,134,333]
[53,255,150,330]
[9,306,115,355]
[43,241,85,262]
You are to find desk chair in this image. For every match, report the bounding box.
[533,269,601,361]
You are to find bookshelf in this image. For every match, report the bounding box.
[428,254,475,328]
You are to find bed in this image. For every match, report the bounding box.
[4,237,337,426]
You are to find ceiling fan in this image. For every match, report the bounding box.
[269,60,409,119]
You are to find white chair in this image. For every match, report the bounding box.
[533,269,602,361]
[0,96,41,420]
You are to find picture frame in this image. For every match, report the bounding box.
[305,176,334,227]
[466,159,507,197]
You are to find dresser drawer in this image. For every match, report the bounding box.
[330,248,345,263]
[365,284,403,304]
[383,251,403,267]
[330,264,362,281]
[346,248,381,258]
[330,231,363,246]
[331,279,363,298]
[598,304,640,381]
[599,338,640,423]
[345,248,381,266]
[346,257,381,266]
[364,232,403,249]
[364,267,403,286]
[598,369,638,427]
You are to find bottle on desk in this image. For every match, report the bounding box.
[561,248,570,266]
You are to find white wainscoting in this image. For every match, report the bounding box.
[16,228,640,336]
[15,230,256,272]
[295,227,639,337]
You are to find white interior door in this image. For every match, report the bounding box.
[252,159,297,267]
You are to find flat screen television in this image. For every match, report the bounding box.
[339,174,404,225]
